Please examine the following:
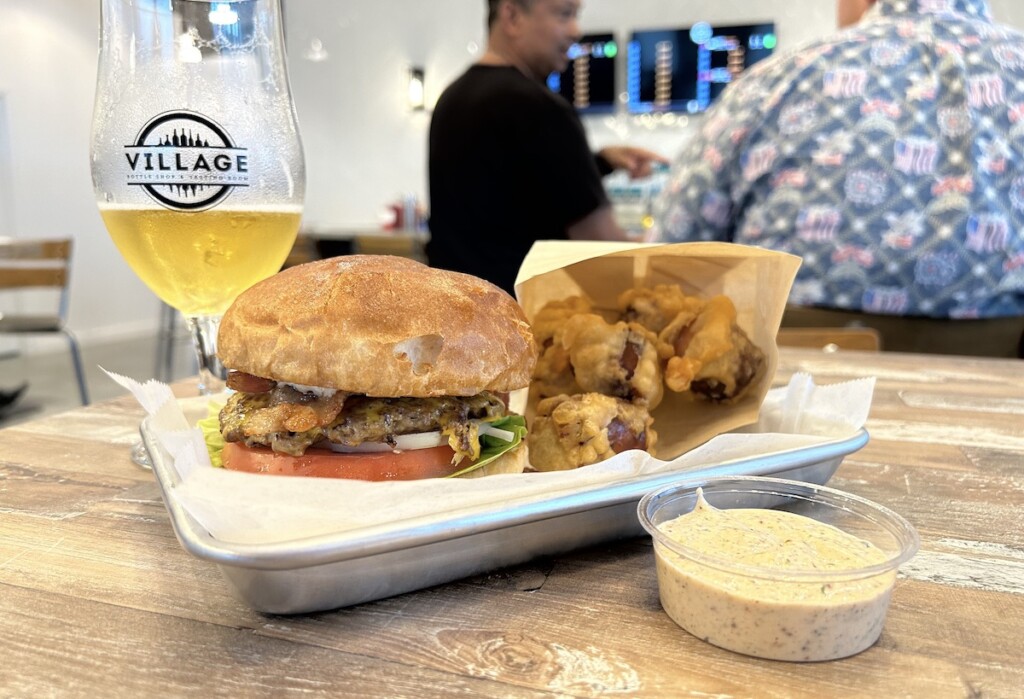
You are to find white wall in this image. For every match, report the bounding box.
[2,0,1024,349]
[0,0,164,350]
[283,1,485,231]
[0,96,15,234]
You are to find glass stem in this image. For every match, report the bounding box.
[186,314,226,395]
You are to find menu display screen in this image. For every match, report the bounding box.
[548,33,619,114]
[627,22,776,114]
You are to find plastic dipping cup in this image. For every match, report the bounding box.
[637,476,920,662]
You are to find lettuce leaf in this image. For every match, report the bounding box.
[445,415,527,479]
[198,402,225,468]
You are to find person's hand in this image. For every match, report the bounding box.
[598,145,670,179]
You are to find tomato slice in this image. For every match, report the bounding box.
[221,442,463,481]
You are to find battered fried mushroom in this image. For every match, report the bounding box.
[528,393,658,471]
[532,296,593,346]
[618,284,705,335]
[560,313,665,409]
[659,295,765,403]
[532,341,581,400]
[530,297,591,400]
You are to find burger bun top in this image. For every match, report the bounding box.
[218,255,537,397]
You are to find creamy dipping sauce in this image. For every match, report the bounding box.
[654,490,895,662]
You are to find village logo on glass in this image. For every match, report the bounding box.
[123,110,249,211]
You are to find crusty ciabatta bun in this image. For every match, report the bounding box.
[218,255,537,396]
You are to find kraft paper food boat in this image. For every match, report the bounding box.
[515,240,803,459]
[137,241,875,614]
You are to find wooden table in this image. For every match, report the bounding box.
[2,349,1022,697]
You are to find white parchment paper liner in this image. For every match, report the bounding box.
[110,370,874,546]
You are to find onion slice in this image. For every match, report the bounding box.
[326,430,448,453]
[478,422,515,443]
[323,420,516,455]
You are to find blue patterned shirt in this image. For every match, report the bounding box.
[653,0,1024,318]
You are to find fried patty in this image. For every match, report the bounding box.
[220,387,506,456]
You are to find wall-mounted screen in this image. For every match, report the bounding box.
[627,22,776,114]
[548,33,619,114]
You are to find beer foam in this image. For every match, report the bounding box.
[96,202,304,214]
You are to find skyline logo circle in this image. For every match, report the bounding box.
[123,110,250,212]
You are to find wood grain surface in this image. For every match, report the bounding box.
[2,348,1022,698]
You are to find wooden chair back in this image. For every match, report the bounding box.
[776,326,882,352]
[0,238,72,291]
[0,236,89,404]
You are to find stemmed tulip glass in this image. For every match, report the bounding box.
[91,0,305,466]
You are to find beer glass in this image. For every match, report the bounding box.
[91,0,304,465]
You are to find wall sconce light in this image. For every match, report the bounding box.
[304,38,329,63]
[208,3,239,26]
[408,66,425,111]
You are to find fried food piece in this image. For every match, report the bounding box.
[561,313,664,409]
[618,284,705,335]
[659,295,765,403]
[532,296,593,346]
[529,393,657,471]
[532,342,581,400]
[530,296,591,400]
[220,385,350,456]
[219,385,350,438]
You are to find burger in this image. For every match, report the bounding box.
[214,255,537,480]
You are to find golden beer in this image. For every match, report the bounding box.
[100,205,302,316]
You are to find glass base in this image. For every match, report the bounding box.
[186,314,227,395]
[130,439,152,469]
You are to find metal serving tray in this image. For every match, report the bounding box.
[142,418,868,615]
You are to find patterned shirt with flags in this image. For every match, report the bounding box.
[652,0,1024,319]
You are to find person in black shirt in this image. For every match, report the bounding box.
[427,0,666,295]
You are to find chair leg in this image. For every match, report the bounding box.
[62,329,90,405]
[155,304,169,381]
[164,306,178,381]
